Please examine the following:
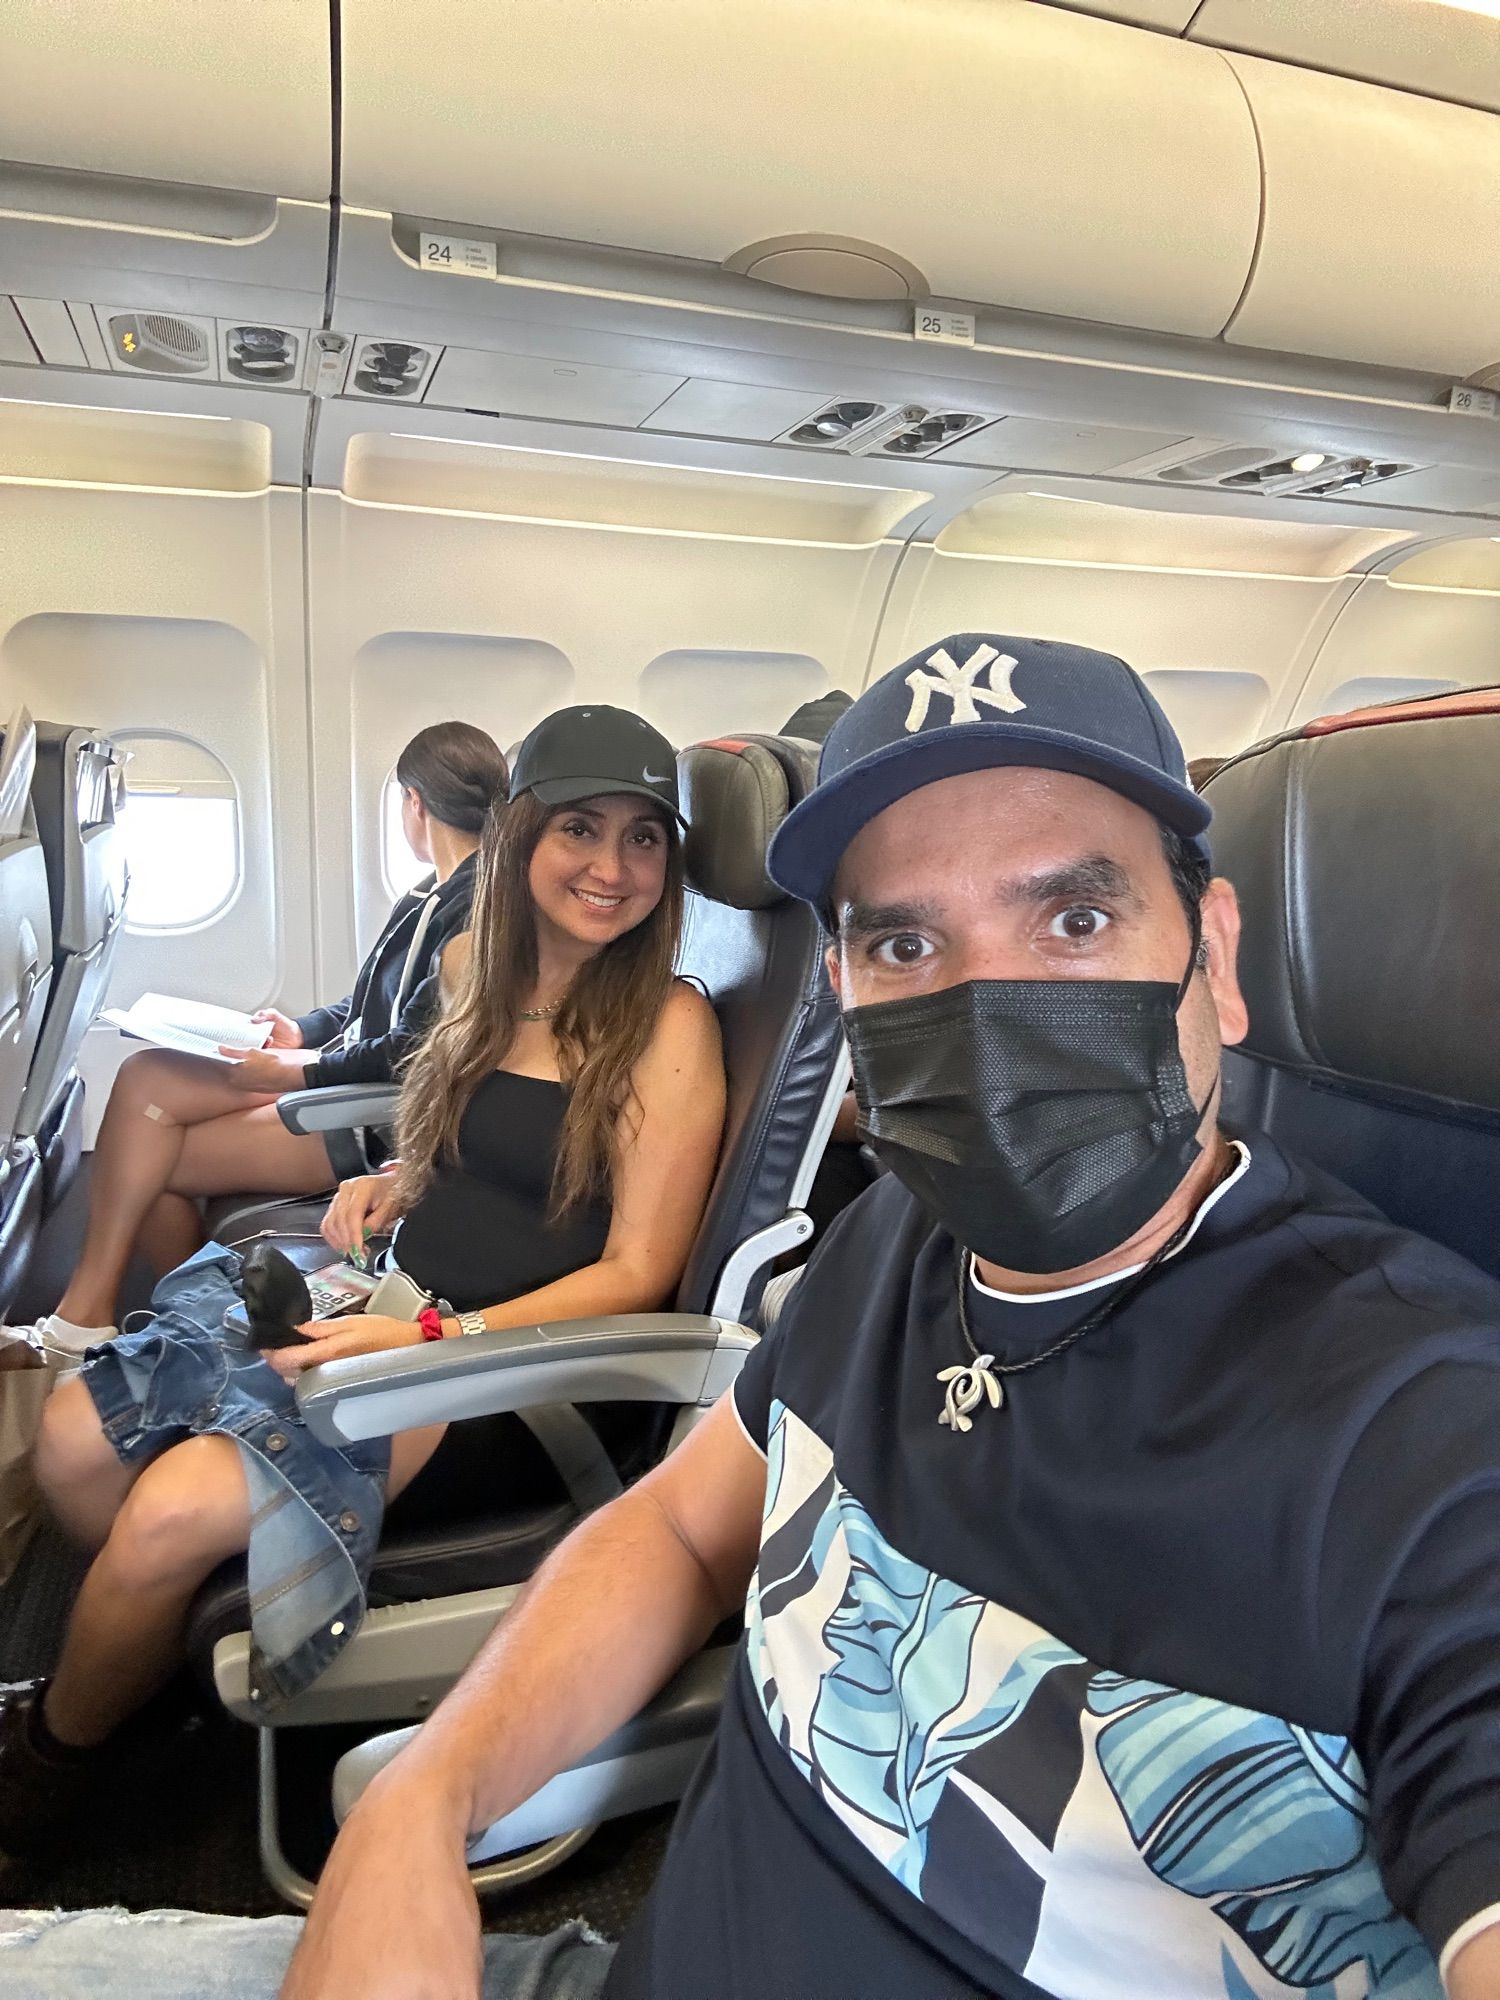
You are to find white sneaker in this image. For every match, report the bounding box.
[0,1314,117,1366]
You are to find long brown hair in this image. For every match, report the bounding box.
[394,790,684,1214]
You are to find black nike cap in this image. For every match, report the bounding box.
[509,705,685,828]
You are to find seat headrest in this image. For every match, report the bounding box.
[678,735,815,910]
[1206,688,1500,1114]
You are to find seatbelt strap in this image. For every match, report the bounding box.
[512,1406,624,1514]
[391,887,441,1021]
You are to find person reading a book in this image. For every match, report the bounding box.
[0,704,724,1843]
[8,720,508,1356]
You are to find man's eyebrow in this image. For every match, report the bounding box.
[1002,855,1143,910]
[838,898,944,941]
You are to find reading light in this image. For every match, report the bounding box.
[1290,452,1328,473]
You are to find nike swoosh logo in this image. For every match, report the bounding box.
[643,770,670,784]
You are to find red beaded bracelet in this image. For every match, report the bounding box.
[417,1306,446,1342]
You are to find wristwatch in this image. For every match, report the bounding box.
[417,1306,445,1342]
[455,1310,488,1338]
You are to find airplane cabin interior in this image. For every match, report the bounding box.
[0,0,1498,1964]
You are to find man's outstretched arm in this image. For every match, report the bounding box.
[280,1395,766,2000]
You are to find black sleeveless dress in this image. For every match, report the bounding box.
[382,1069,619,1525]
[392,1070,612,1312]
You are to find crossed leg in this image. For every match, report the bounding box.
[54,1049,335,1328]
[34,1377,445,1747]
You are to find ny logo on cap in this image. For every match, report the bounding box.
[904,644,1025,732]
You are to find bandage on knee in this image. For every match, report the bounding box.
[142,1102,175,1125]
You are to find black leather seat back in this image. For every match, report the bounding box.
[1207,688,1500,1278]
[672,734,841,1318]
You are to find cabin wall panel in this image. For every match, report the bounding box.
[306,494,897,986]
[1281,578,1500,727]
[876,544,1343,757]
[0,483,312,1136]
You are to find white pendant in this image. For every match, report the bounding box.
[937,1356,1003,1432]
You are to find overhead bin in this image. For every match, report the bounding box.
[341,0,1262,339]
[0,0,332,331]
[1191,0,1500,117]
[1223,55,1500,380]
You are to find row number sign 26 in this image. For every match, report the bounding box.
[418,234,498,279]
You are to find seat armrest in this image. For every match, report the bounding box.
[331,1643,737,1854]
[276,1082,400,1137]
[296,1312,757,1446]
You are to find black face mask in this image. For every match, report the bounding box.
[844,931,1205,1274]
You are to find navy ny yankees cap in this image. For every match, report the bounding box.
[768,634,1210,915]
[510,704,686,828]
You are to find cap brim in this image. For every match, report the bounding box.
[527,775,688,830]
[767,721,1212,914]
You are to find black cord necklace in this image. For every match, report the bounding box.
[940,1214,1195,1433]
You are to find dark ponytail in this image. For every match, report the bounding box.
[395,722,508,833]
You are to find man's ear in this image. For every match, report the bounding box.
[1200,877,1249,1047]
[824,939,844,1003]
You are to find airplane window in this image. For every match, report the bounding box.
[1318,675,1460,717]
[381,769,432,898]
[113,732,240,930]
[639,649,828,745]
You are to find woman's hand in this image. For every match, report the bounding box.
[266,1314,425,1383]
[219,1046,315,1093]
[252,1008,305,1050]
[321,1171,404,1259]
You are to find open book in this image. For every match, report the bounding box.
[100,993,273,1063]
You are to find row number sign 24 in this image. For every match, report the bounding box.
[418,234,499,279]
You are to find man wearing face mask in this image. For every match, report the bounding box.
[196,634,1500,2000]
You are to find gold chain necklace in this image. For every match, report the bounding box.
[518,998,564,1022]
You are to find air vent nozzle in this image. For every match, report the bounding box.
[225,324,298,385]
[876,410,992,458]
[783,400,887,448]
[352,339,431,399]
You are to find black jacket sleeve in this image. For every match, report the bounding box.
[299,899,468,1091]
[293,996,354,1053]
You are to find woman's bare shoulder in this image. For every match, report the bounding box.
[439,929,473,997]
[639,977,721,1075]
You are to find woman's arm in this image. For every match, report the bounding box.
[267,985,725,1380]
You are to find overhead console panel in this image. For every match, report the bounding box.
[0,0,332,330]
[340,0,1262,338]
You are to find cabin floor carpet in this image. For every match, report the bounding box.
[0,1520,671,1936]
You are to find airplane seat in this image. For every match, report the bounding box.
[14,723,129,1213]
[0,711,55,1315]
[180,730,848,1904]
[1206,686,1500,1279]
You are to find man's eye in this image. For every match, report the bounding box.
[873,933,932,967]
[1048,906,1111,942]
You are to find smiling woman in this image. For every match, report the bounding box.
[2,702,725,1853]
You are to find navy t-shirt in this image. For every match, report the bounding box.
[606,1136,1500,2000]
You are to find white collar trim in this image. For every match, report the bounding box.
[969,1141,1252,1306]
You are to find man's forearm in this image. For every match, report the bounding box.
[364,1480,732,1841]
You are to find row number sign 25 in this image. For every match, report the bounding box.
[914,309,976,347]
